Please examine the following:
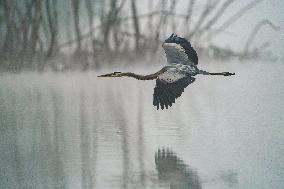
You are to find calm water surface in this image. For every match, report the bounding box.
[0,61,284,189]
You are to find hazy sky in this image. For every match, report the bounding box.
[211,0,284,58]
[58,0,284,59]
[177,0,284,58]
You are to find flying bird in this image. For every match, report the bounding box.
[98,33,235,110]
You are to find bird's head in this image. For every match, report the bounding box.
[97,71,123,77]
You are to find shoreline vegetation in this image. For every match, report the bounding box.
[0,0,280,72]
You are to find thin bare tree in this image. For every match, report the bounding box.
[29,0,43,60]
[85,0,94,37]
[45,0,58,61]
[72,0,81,51]
[131,0,141,52]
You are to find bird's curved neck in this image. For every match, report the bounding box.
[121,72,158,80]
[121,68,167,80]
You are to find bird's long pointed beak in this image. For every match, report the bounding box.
[97,72,122,77]
[97,73,113,77]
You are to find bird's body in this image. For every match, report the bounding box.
[98,33,235,110]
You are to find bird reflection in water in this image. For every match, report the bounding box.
[155,148,202,189]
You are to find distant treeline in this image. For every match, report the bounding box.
[0,0,279,71]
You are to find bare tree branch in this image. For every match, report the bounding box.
[183,0,195,33]
[45,0,58,60]
[59,11,160,48]
[202,0,235,31]
[101,0,126,51]
[188,0,216,39]
[213,0,264,36]
[243,19,280,54]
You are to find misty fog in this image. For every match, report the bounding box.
[0,0,284,189]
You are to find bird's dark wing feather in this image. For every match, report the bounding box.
[153,76,195,110]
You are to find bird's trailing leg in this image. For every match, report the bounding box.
[199,70,235,76]
[209,72,235,76]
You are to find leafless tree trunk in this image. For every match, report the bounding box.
[72,0,81,51]
[2,0,16,56]
[152,0,168,54]
[131,0,141,52]
[102,0,126,52]
[65,10,72,52]
[20,0,32,62]
[85,0,94,36]
[45,0,58,61]
[30,0,43,60]
[102,0,117,51]
[0,1,3,47]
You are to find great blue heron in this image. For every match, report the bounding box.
[98,34,235,110]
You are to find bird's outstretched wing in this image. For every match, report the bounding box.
[163,33,198,65]
[153,70,195,110]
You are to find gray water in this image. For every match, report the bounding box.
[1,61,284,189]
